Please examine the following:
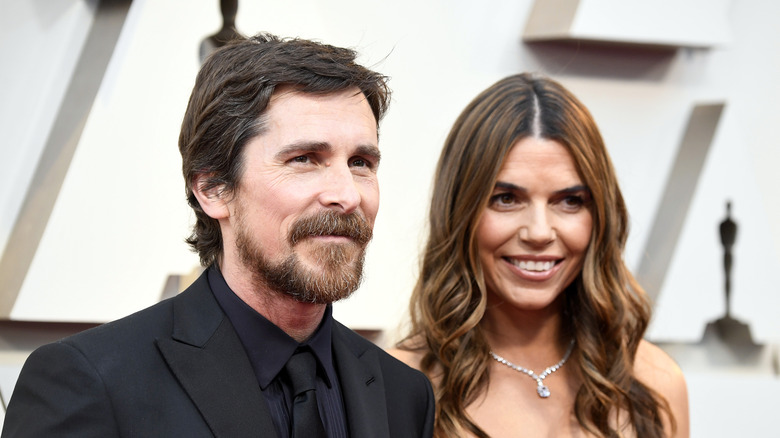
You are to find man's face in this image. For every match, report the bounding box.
[228,87,380,304]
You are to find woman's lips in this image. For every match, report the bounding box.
[503,256,562,280]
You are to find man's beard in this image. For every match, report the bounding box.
[235,208,373,304]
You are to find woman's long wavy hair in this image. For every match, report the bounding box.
[403,73,673,437]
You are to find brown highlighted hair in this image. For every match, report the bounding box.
[403,73,673,437]
[179,33,390,266]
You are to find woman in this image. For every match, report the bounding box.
[391,73,688,437]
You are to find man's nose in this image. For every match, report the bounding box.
[318,164,361,214]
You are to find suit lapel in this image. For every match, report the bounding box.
[156,273,277,438]
[332,323,391,438]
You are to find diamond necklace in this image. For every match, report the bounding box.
[489,339,575,398]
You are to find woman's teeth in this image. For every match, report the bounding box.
[511,260,555,271]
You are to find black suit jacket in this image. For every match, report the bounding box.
[1,272,434,437]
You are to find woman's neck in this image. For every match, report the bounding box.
[480,295,572,370]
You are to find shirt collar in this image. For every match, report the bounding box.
[207,265,336,389]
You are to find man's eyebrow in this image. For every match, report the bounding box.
[274,141,381,163]
[355,144,381,164]
[274,141,330,160]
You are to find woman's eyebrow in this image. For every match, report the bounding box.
[494,181,525,192]
[553,185,590,196]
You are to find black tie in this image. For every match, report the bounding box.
[285,349,327,438]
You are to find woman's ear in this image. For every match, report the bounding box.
[191,174,230,220]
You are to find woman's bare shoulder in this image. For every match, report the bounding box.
[635,340,685,387]
[635,340,690,437]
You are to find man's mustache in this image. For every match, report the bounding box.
[289,211,373,246]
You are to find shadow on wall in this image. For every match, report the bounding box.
[523,41,678,81]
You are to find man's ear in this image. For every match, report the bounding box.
[191,174,231,220]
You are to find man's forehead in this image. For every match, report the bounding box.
[267,85,372,114]
[263,85,379,129]
[249,85,379,154]
[261,87,378,138]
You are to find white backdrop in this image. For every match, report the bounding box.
[2,0,778,341]
[1,1,779,433]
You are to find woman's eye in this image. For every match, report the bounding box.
[561,194,588,211]
[491,193,515,206]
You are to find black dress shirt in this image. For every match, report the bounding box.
[208,265,348,438]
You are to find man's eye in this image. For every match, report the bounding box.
[291,155,310,163]
[351,158,370,168]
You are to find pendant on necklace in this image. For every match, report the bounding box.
[536,383,551,398]
[489,339,576,399]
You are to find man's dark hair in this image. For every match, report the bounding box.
[179,32,391,267]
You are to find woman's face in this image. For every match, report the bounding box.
[476,137,593,312]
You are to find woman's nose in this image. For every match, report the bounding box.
[518,206,556,246]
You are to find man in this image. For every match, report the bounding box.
[2,33,434,437]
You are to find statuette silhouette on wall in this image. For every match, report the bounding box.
[703,201,757,348]
[199,0,242,63]
[720,201,736,318]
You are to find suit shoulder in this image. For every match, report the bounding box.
[59,295,176,351]
[59,272,214,352]
[386,336,426,371]
[332,322,429,380]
